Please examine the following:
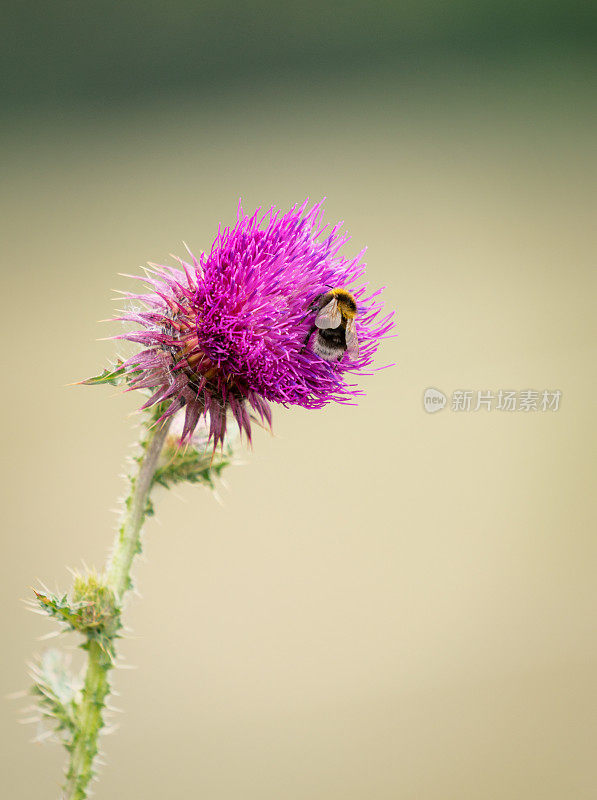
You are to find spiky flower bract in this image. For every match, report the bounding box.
[115,200,394,447]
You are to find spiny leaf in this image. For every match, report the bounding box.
[30,650,80,739]
[34,590,82,629]
[79,360,129,387]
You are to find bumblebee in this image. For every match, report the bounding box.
[305,288,359,362]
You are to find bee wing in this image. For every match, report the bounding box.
[344,318,360,358]
[314,298,341,329]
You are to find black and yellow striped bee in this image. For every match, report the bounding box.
[305,288,359,362]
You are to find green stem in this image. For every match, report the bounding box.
[63,641,110,800]
[63,418,172,800]
[108,418,172,600]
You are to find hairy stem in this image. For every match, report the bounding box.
[63,641,111,800]
[63,418,172,800]
[108,418,172,600]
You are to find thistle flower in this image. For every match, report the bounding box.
[114,200,394,447]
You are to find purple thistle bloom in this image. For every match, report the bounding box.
[114,200,395,447]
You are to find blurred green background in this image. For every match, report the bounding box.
[2,3,596,799]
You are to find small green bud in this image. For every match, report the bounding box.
[153,412,239,490]
[34,572,121,652]
[71,573,121,640]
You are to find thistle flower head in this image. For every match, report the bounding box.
[114,200,394,446]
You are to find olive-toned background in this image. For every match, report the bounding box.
[2,4,596,799]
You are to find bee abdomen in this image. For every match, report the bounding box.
[313,325,347,361]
